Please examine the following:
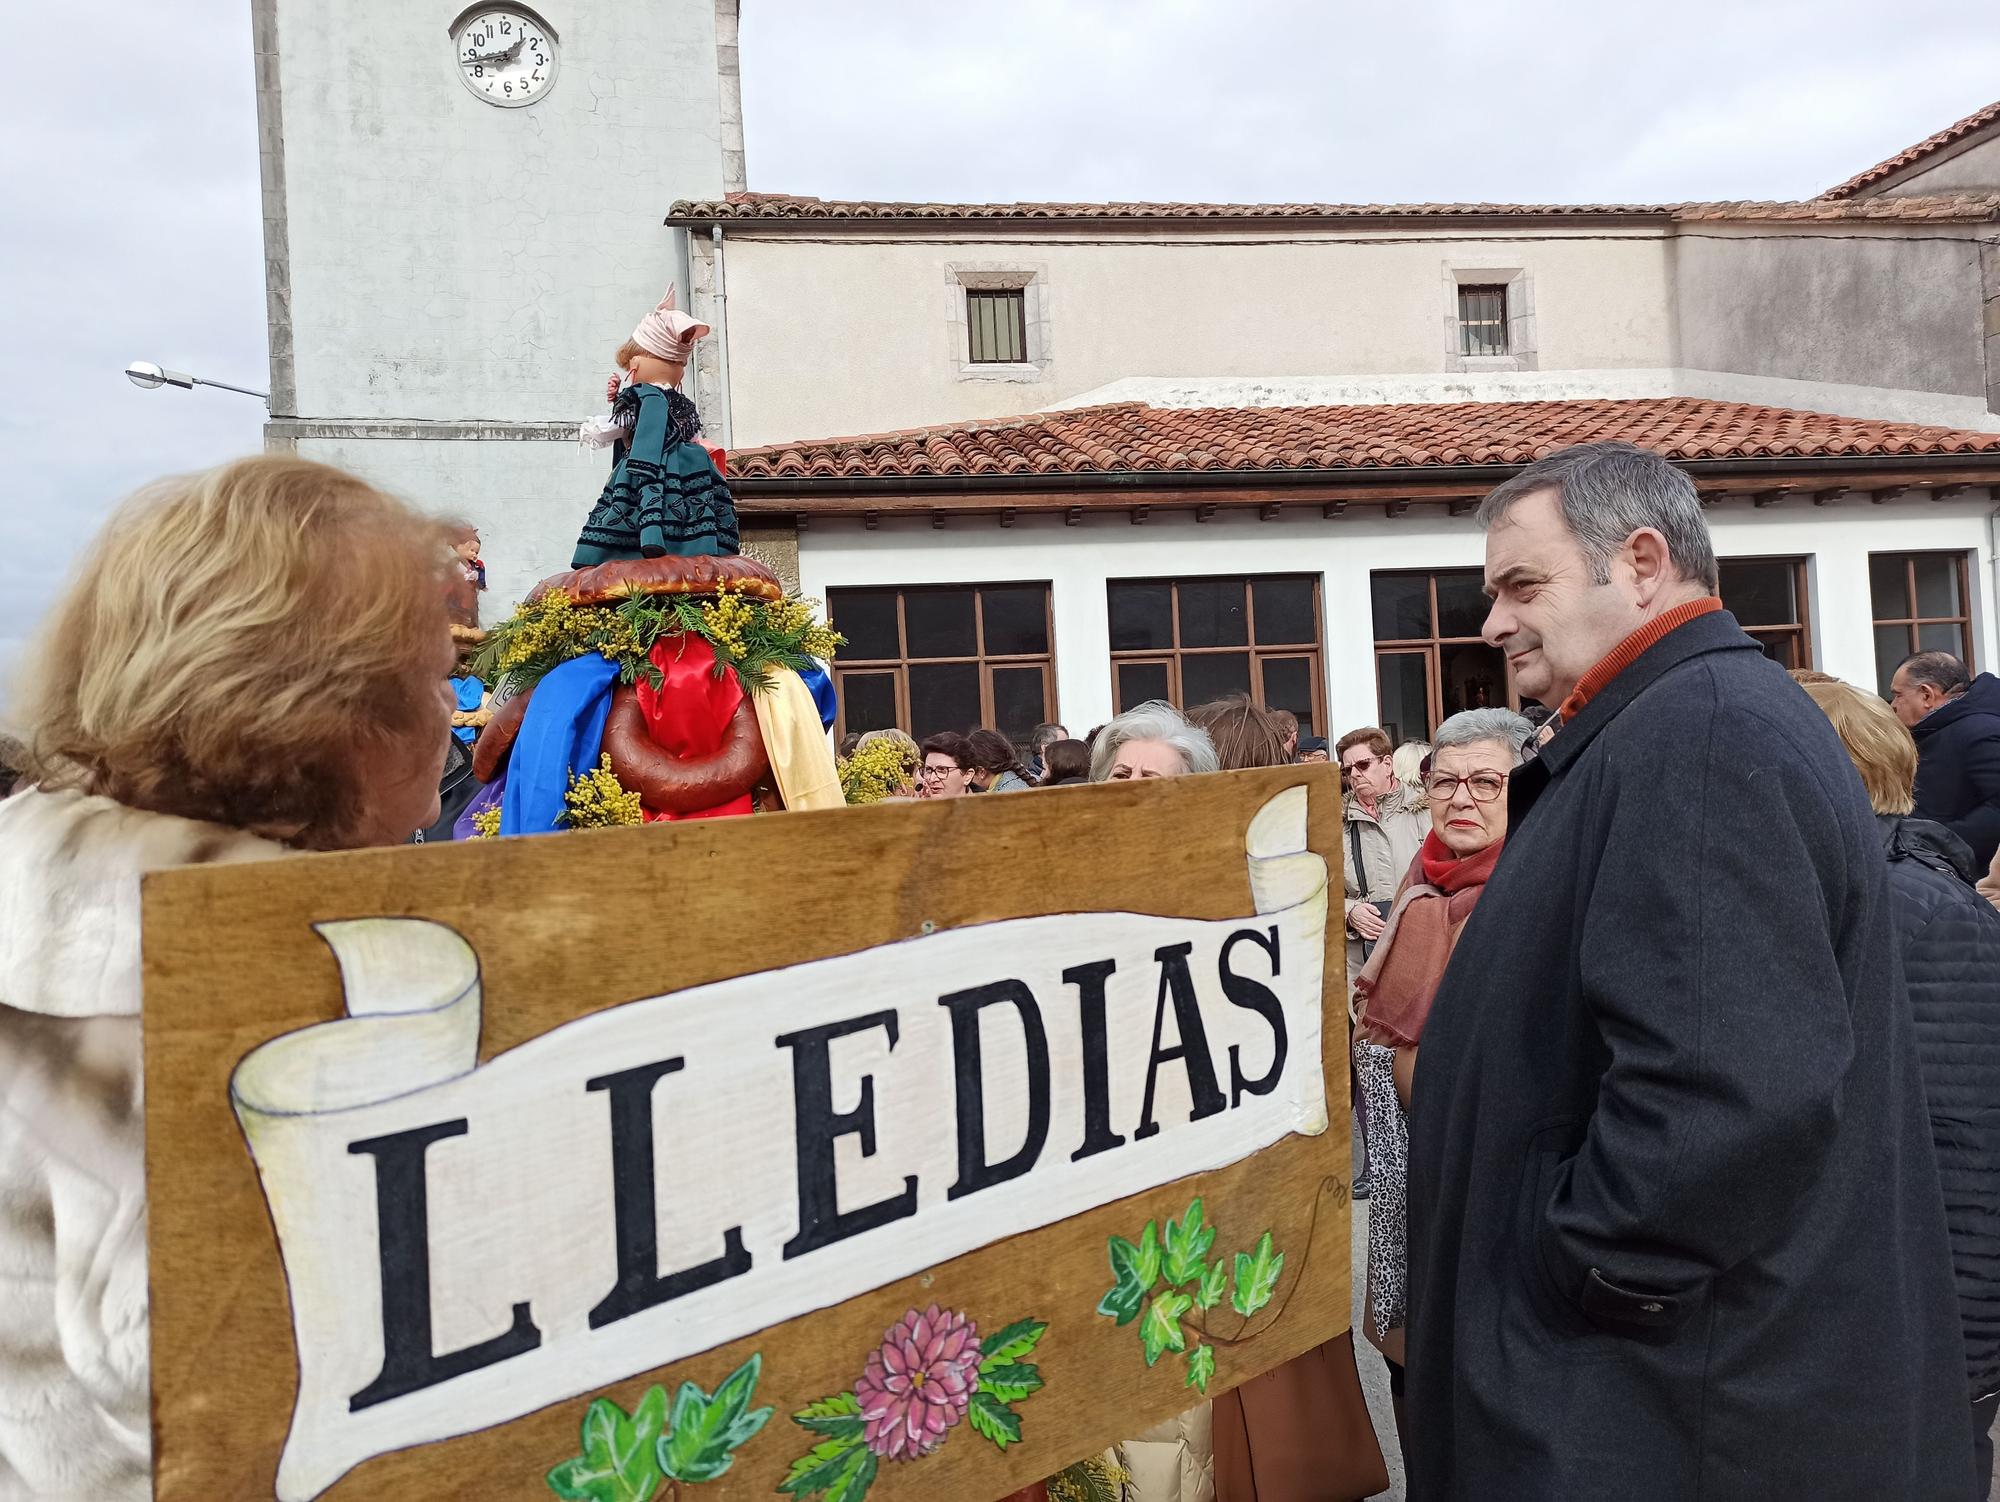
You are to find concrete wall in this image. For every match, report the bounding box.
[720,232,1677,447]
[1881,133,2000,196]
[267,0,730,422]
[796,496,1998,738]
[1674,227,1988,400]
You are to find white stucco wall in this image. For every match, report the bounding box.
[1880,134,2000,196]
[721,232,1677,448]
[796,498,1999,739]
[272,0,729,422]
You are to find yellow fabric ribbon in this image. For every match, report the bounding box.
[752,670,843,811]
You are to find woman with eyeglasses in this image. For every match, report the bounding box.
[1349,706,1532,1452]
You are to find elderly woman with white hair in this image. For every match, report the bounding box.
[1088,700,1220,782]
[1350,706,1532,1451]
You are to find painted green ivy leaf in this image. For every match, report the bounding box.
[1140,1289,1193,1366]
[1195,1259,1229,1310]
[791,1390,864,1440]
[1098,1233,1153,1326]
[1184,1344,1217,1394]
[1162,1199,1218,1287]
[778,1430,866,1496]
[547,1387,667,1502]
[656,1353,773,1484]
[1232,1231,1286,1318]
[968,1389,1024,1449]
[979,1318,1049,1368]
[977,1361,1044,1403]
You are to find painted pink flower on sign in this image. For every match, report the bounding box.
[853,1304,982,1460]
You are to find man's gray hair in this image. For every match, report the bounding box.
[1476,441,1719,593]
[1897,650,1971,697]
[1432,708,1535,765]
[1089,700,1220,781]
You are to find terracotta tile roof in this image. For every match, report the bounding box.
[669,190,1999,226]
[1823,98,2000,200]
[732,398,2000,482]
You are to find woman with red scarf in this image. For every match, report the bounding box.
[1352,706,1533,1450]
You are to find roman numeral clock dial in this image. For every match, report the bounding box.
[451,6,558,108]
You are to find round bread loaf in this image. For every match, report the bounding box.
[528,554,783,606]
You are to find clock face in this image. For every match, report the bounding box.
[453,8,558,107]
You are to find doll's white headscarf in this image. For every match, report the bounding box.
[632,284,709,364]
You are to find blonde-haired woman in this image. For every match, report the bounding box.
[0,456,456,1495]
[1795,672,2000,1490]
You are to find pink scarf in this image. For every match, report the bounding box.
[1353,832,1503,1048]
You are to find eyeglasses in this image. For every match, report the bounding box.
[1425,770,1509,803]
[919,763,957,780]
[1340,755,1381,776]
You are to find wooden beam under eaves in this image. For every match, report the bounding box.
[1196,503,1217,523]
[864,510,879,530]
[1751,486,1792,509]
[1323,502,1347,519]
[1065,507,1083,526]
[998,508,1016,528]
[931,510,946,529]
[1448,499,1476,517]
[1810,489,1845,507]
[1130,505,1148,525]
[1386,500,1409,518]
[1933,484,1976,502]
[1260,503,1281,521]
[795,512,809,531]
[1870,487,1921,505]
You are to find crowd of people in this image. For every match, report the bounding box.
[4,441,2000,1499]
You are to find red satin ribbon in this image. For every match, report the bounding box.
[632,635,754,820]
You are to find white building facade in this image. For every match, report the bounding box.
[254,7,2000,746]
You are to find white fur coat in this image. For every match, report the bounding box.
[0,789,284,1498]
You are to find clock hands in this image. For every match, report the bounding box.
[463,34,527,68]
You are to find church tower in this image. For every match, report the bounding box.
[251,0,745,606]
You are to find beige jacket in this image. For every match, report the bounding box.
[1112,1403,1214,1502]
[0,788,285,1498]
[1340,788,1427,987]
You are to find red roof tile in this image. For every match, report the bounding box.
[1823,99,2000,200]
[668,191,1999,226]
[732,399,2000,482]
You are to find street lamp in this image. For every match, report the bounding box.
[124,360,269,405]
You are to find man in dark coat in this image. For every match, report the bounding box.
[1895,650,2000,871]
[1404,442,1969,1500]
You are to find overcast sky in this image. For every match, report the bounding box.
[4,0,1998,709]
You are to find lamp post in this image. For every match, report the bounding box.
[124,360,269,406]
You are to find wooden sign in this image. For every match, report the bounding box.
[142,766,1353,1502]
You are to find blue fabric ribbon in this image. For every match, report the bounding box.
[500,653,620,836]
[799,660,837,731]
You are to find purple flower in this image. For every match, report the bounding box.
[854,1304,982,1460]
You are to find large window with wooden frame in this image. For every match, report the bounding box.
[1106,574,1326,736]
[828,583,1055,744]
[1370,568,1522,743]
[1870,551,1974,697]
[1718,557,1813,669]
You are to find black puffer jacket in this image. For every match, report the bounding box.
[1912,672,2000,871]
[1883,814,2000,1400]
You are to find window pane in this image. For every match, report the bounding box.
[1376,652,1429,746]
[1177,579,1248,647]
[902,589,977,659]
[1109,582,1174,651]
[980,585,1049,656]
[1914,555,1962,620]
[908,661,981,739]
[1718,559,1799,628]
[1181,651,1251,705]
[1875,623,1913,697]
[1919,621,1967,658]
[1439,640,1508,718]
[1251,577,1317,644]
[837,671,898,735]
[1747,631,1800,669]
[989,666,1047,745]
[1117,660,1170,710]
[831,589,901,661]
[967,289,1026,364]
[1371,573,1433,641]
[1433,571,1490,639]
[1259,656,1317,737]
[1869,554,1910,619]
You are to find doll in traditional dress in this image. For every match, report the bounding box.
[572,286,738,565]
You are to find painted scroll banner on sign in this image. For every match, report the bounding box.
[231,787,1329,1502]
